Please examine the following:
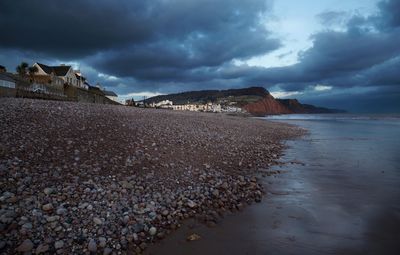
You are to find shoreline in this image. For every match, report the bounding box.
[0,98,302,254]
[146,116,400,255]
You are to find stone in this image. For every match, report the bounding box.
[16,239,34,252]
[212,189,219,197]
[187,233,201,241]
[88,239,97,252]
[43,187,54,195]
[42,203,54,211]
[149,226,157,236]
[56,207,67,215]
[35,243,49,254]
[47,216,59,222]
[93,217,102,225]
[187,200,197,208]
[98,237,107,248]
[103,247,112,255]
[54,240,64,249]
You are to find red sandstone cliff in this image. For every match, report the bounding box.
[243,94,291,116]
[243,95,345,116]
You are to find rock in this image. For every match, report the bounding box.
[212,189,219,197]
[98,237,107,248]
[88,239,97,252]
[42,203,54,211]
[54,240,64,249]
[43,187,54,195]
[35,243,49,254]
[46,216,59,222]
[56,207,67,215]
[93,217,102,225]
[187,200,197,208]
[16,239,34,252]
[103,247,112,255]
[186,233,201,241]
[22,222,33,229]
[149,226,157,236]
[120,181,134,189]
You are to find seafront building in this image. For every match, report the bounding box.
[0,62,118,104]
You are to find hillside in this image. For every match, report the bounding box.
[146,87,345,115]
[145,87,268,105]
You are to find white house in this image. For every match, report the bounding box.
[33,63,88,90]
[103,90,118,102]
[0,73,16,89]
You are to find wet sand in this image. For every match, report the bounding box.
[147,116,400,255]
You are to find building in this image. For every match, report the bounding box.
[103,90,118,102]
[0,73,16,97]
[0,73,16,89]
[0,65,6,73]
[150,100,173,108]
[33,63,88,89]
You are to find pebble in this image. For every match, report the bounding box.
[35,243,49,254]
[54,240,64,249]
[149,226,157,236]
[103,247,112,255]
[42,203,54,211]
[88,239,97,252]
[43,187,54,195]
[16,239,34,252]
[93,217,102,225]
[98,237,107,248]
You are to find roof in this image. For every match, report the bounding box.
[75,73,86,80]
[0,73,16,82]
[36,63,71,76]
[88,85,105,96]
[103,90,118,97]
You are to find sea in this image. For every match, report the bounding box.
[258,113,400,254]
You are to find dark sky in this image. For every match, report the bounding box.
[0,0,399,112]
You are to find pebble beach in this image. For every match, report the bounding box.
[0,98,301,254]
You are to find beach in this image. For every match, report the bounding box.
[147,114,400,254]
[0,98,301,254]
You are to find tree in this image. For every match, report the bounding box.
[28,66,38,83]
[16,62,29,77]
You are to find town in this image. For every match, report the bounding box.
[0,62,246,114]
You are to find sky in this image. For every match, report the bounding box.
[0,0,399,112]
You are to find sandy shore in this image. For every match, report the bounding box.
[0,98,301,254]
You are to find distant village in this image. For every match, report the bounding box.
[0,62,246,114]
[130,99,245,113]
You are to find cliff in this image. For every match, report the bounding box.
[242,94,291,116]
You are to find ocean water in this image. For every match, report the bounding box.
[258,113,400,254]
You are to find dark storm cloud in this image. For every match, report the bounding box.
[0,0,278,62]
[0,0,399,112]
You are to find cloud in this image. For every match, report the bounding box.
[0,0,399,112]
[270,91,303,98]
[314,85,332,91]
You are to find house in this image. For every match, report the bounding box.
[150,100,173,108]
[103,90,118,102]
[33,63,88,89]
[0,73,16,89]
[0,73,16,97]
